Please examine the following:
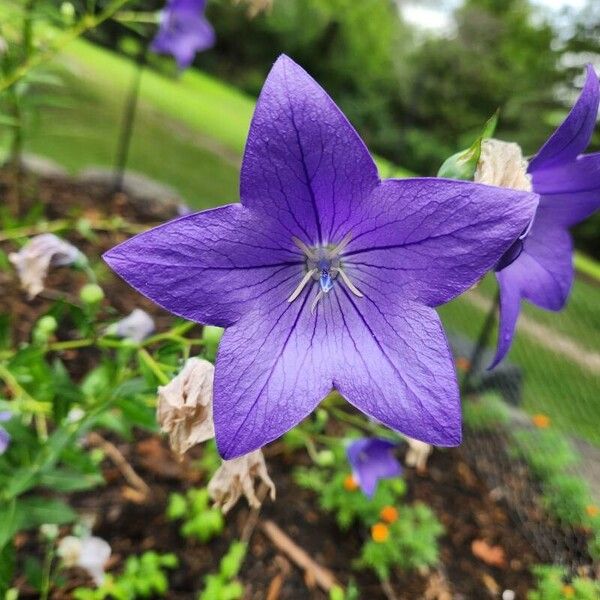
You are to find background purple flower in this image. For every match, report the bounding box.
[492,65,600,367]
[151,0,215,70]
[104,55,538,459]
[346,438,402,497]
[0,411,12,455]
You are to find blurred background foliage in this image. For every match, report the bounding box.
[86,0,600,256]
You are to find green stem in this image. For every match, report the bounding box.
[39,542,54,600]
[0,217,144,242]
[327,406,393,438]
[138,348,170,384]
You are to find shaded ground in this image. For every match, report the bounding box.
[13,433,541,599]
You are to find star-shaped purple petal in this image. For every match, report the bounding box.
[151,0,215,70]
[492,65,600,367]
[105,55,538,458]
[346,437,402,498]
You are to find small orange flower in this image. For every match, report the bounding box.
[456,357,471,372]
[380,505,399,524]
[562,585,575,598]
[532,414,551,428]
[343,474,359,491]
[371,522,389,543]
[586,504,600,518]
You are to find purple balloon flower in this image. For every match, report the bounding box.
[0,411,12,455]
[104,55,537,459]
[346,438,402,498]
[492,65,600,367]
[151,0,215,70]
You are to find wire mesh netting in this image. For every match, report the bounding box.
[439,271,600,576]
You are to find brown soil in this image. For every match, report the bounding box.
[1,168,557,598]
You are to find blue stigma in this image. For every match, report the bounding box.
[319,270,334,293]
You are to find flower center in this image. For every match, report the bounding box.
[287,234,363,312]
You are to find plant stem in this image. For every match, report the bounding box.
[39,541,55,600]
[0,217,145,242]
[327,406,392,438]
[460,291,499,394]
[138,348,170,384]
[113,40,148,191]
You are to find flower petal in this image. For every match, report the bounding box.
[346,438,402,498]
[332,292,462,446]
[151,0,215,69]
[342,178,539,307]
[492,221,573,366]
[529,65,599,171]
[532,152,600,227]
[491,271,522,368]
[240,55,379,246]
[213,295,334,459]
[103,204,303,327]
[518,219,574,310]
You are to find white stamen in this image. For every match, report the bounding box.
[311,290,324,313]
[334,267,363,298]
[287,268,317,303]
[292,237,317,260]
[328,233,353,257]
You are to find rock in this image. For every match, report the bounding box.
[77,167,184,220]
[17,153,68,178]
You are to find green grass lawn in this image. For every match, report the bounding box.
[439,274,600,445]
[2,36,599,445]
[1,36,408,207]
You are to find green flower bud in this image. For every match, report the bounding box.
[79,283,105,305]
[315,449,335,467]
[202,325,224,362]
[37,315,58,334]
[40,523,59,541]
[315,408,328,426]
[33,315,57,344]
[60,2,75,23]
[437,111,499,181]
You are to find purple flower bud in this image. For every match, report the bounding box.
[346,437,402,498]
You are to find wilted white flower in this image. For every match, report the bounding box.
[108,308,155,343]
[57,535,111,586]
[157,357,215,456]
[0,36,8,56]
[208,449,275,514]
[9,234,83,299]
[404,436,432,472]
[475,139,532,192]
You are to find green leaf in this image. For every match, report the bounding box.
[39,468,103,492]
[17,497,78,529]
[24,556,43,591]
[0,541,16,595]
[219,542,247,580]
[0,500,18,550]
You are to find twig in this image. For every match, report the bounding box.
[87,432,150,497]
[240,483,270,544]
[381,578,399,600]
[260,520,339,592]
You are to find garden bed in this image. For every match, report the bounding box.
[1,166,589,598]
